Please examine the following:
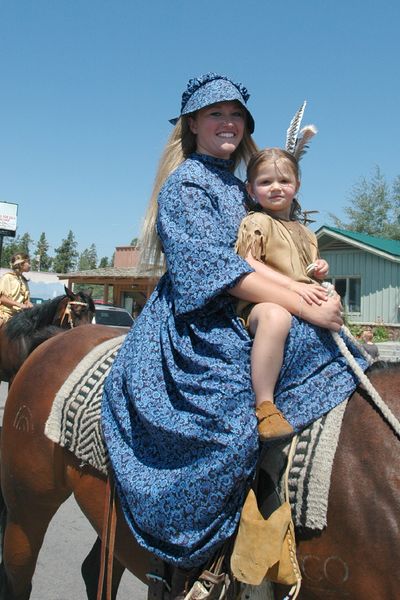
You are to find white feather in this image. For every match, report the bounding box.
[294,124,318,160]
[285,101,307,154]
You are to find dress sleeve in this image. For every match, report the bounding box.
[157,179,253,316]
[235,212,272,263]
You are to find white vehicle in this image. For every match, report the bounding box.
[93,304,134,328]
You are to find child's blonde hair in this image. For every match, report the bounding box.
[139,113,258,273]
[246,148,302,221]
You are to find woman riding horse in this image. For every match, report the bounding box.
[100,73,360,598]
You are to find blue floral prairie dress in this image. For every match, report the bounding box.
[101,152,367,568]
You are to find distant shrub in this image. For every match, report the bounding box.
[372,325,389,342]
[349,324,363,339]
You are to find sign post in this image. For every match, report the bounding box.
[0,202,18,266]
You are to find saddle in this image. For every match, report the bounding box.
[146,441,301,600]
[146,541,238,600]
[230,439,301,599]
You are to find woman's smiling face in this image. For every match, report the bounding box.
[188,101,245,159]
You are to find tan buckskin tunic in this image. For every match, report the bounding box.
[0,272,30,325]
[235,211,320,319]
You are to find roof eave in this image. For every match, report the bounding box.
[316,227,400,263]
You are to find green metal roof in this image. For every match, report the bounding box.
[316,226,400,257]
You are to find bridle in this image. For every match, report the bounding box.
[59,300,90,329]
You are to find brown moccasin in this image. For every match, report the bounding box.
[256,401,294,443]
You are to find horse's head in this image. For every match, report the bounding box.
[59,286,96,328]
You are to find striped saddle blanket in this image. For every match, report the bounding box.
[44,334,346,530]
[45,334,126,475]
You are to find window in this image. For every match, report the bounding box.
[327,277,361,313]
[94,307,134,327]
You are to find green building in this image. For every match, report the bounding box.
[317,227,400,326]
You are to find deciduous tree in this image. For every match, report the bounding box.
[330,167,400,239]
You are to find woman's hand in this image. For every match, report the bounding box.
[300,294,343,332]
[290,281,328,305]
[23,301,33,309]
[230,272,343,331]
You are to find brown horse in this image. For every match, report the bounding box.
[0,325,399,599]
[0,287,95,382]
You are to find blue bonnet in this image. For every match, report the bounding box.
[169,72,255,134]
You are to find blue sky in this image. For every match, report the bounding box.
[1,0,399,262]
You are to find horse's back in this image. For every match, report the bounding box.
[1,325,127,491]
[293,364,400,599]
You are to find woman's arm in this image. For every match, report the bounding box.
[157,177,255,316]
[0,295,31,310]
[229,271,343,332]
[245,253,328,306]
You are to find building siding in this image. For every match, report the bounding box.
[320,249,400,324]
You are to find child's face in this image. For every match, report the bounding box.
[246,159,299,219]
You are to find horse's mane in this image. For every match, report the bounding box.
[5,295,66,341]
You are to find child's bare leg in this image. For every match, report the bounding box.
[248,302,294,441]
[248,302,292,406]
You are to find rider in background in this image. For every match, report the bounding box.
[0,253,32,326]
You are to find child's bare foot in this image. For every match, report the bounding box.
[256,401,294,442]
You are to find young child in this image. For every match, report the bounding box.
[236,147,331,442]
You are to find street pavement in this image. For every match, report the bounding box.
[0,382,147,599]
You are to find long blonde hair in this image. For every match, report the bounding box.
[139,114,258,273]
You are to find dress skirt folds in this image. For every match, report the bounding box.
[101,153,367,568]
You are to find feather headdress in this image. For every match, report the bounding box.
[285,100,306,154]
[285,101,317,160]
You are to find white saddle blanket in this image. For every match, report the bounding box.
[45,334,126,475]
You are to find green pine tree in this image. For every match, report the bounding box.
[0,232,34,268]
[98,256,110,268]
[52,230,79,273]
[78,243,98,270]
[0,236,19,268]
[19,232,34,256]
[31,232,53,271]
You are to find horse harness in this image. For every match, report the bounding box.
[59,299,89,328]
[97,475,117,600]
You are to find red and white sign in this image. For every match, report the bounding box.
[0,202,18,237]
